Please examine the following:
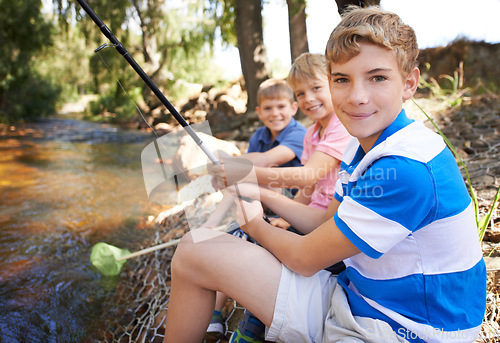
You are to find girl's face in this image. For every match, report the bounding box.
[292,76,335,127]
[329,42,419,152]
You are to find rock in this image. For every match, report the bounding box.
[172,131,241,180]
[485,257,500,270]
[207,109,232,132]
[153,122,174,135]
[177,174,222,204]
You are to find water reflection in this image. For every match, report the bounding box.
[0,118,167,341]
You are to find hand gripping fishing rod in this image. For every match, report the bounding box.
[76,0,219,165]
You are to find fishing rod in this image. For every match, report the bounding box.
[77,0,260,273]
[75,0,219,165]
[76,0,255,235]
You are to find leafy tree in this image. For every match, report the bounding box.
[53,0,223,124]
[0,0,59,123]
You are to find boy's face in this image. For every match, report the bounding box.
[328,42,419,152]
[292,76,334,127]
[256,97,298,139]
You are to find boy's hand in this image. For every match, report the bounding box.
[207,157,254,189]
[269,217,291,230]
[234,197,264,229]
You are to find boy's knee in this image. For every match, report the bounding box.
[171,228,224,275]
[170,232,197,274]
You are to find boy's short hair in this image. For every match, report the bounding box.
[325,6,419,78]
[287,53,328,89]
[257,78,295,105]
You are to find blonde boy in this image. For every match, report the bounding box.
[165,6,486,343]
[247,78,305,168]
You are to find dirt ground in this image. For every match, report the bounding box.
[410,94,500,342]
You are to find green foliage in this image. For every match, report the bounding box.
[0,0,51,87]
[206,0,237,46]
[35,23,96,105]
[418,62,469,107]
[0,0,60,123]
[88,86,142,123]
[89,46,138,95]
[1,0,236,123]
[0,68,61,123]
[478,188,500,242]
[72,0,226,121]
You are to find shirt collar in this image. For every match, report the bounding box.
[260,118,297,144]
[350,109,414,166]
[371,109,414,150]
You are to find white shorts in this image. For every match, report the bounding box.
[266,265,407,343]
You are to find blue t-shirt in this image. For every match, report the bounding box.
[248,118,306,168]
[333,110,486,343]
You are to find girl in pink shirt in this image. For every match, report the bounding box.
[263,53,352,229]
[301,114,351,210]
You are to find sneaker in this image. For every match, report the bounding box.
[229,310,265,343]
[205,310,225,339]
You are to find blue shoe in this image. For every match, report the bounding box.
[229,310,265,343]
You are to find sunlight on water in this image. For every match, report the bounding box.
[0,118,171,341]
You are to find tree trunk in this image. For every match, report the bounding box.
[334,0,380,15]
[286,0,309,64]
[234,0,269,113]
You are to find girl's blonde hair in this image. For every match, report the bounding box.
[325,6,419,78]
[287,53,328,89]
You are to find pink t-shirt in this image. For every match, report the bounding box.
[301,115,352,210]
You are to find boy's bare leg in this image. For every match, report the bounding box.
[164,228,282,343]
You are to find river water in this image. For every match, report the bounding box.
[0,117,168,341]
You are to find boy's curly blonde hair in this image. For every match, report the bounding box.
[325,6,419,79]
[287,53,328,90]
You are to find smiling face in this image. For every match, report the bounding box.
[256,97,297,139]
[291,76,334,128]
[328,42,420,152]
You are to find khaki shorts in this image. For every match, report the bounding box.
[266,265,407,343]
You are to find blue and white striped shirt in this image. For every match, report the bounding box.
[333,110,486,343]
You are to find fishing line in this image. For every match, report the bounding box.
[76,0,252,226]
[93,39,160,138]
[89,37,185,194]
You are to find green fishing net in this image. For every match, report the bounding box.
[90,242,131,276]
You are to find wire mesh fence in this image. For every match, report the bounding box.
[90,195,245,343]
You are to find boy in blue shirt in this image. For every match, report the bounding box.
[202,78,306,339]
[164,6,486,343]
[246,78,305,169]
